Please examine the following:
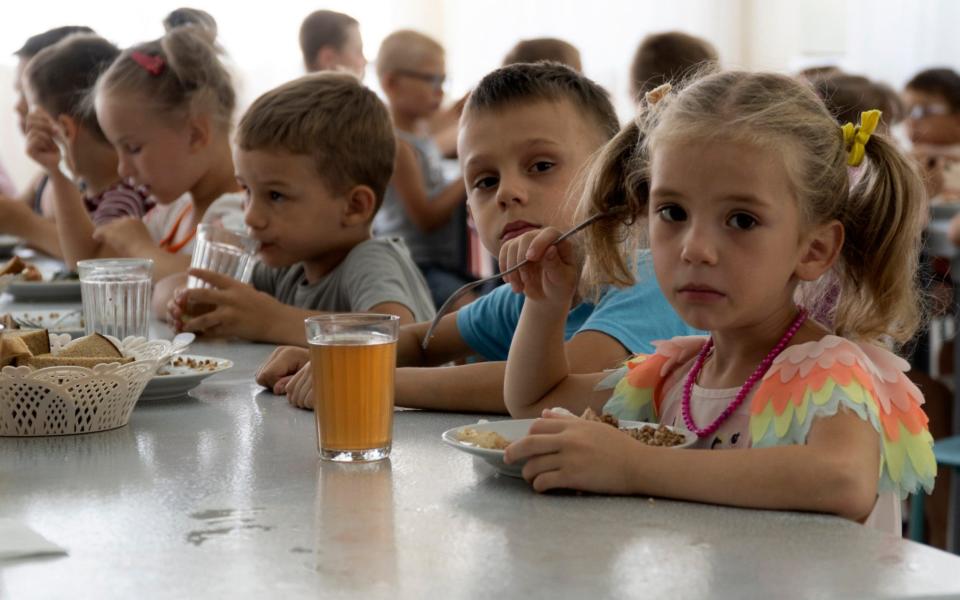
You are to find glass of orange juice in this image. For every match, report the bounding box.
[305,314,399,462]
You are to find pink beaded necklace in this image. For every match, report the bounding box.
[681,309,808,439]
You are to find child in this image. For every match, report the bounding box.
[160,73,436,345]
[299,9,366,77]
[256,63,696,413]
[23,34,153,269]
[79,25,245,280]
[502,38,582,71]
[501,72,935,534]
[903,68,960,205]
[630,31,717,102]
[812,73,904,133]
[0,25,94,257]
[374,30,471,308]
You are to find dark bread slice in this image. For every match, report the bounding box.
[58,333,123,359]
[15,354,134,369]
[2,329,50,356]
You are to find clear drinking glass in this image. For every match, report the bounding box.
[305,314,399,462]
[77,258,153,340]
[184,225,258,317]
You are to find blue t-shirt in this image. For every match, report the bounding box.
[456,251,698,361]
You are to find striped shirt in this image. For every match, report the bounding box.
[84,182,154,226]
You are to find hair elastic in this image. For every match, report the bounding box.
[841,109,881,167]
[131,51,165,76]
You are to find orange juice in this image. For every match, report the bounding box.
[310,334,396,455]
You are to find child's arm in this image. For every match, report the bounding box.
[506,409,881,522]
[395,316,475,367]
[391,139,466,232]
[396,330,627,414]
[500,227,611,417]
[0,195,62,257]
[176,269,420,345]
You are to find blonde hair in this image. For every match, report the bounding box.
[581,71,926,345]
[95,26,235,131]
[237,73,395,210]
[375,30,444,79]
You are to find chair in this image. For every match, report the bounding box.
[908,435,960,552]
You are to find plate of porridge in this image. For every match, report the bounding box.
[139,354,233,401]
[442,409,695,478]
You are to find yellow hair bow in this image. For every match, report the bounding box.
[841,109,882,167]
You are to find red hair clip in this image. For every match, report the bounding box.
[131,51,165,76]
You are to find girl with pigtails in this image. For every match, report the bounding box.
[499,71,935,533]
[57,23,245,280]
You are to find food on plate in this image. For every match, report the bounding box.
[156,356,223,376]
[454,408,689,452]
[0,257,75,284]
[581,408,688,447]
[457,427,511,450]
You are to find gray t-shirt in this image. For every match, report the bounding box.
[250,238,436,322]
[373,130,466,271]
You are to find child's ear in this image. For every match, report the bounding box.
[796,220,844,281]
[342,185,377,226]
[314,46,338,71]
[187,114,212,152]
[55,114,79,144]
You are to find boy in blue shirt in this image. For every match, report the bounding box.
[257,62,696,413]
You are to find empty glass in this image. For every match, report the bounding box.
[77,259,153,340]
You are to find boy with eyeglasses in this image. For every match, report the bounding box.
[904,68,960,203]
[374,30,472,309]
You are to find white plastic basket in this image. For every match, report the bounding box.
[0,334,173,436]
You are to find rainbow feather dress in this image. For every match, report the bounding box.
[600,335,936,532]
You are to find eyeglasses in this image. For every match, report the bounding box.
[907,103,952,120]
[395,69,446,90]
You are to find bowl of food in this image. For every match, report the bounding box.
[0,330,173,436]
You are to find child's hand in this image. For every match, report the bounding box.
[175,268,282,340]
[24,110,63,175]
[93,217,154,256]
[284,362,314,410]
[498,227,579,308]
[255,346,310,394]
[503,410,646,495]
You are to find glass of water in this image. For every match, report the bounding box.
[187,225,258,288]
[184,225,258,317]
[77,258,153,340]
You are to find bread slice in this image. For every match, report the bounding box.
[58,333,123,359]
[0,256,26,277]
[2,329,50,356]
[15,354,134,369]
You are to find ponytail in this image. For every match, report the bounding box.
[833,132,926,345]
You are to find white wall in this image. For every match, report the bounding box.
[2,0,959,193]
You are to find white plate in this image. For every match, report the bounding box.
[139,354,233,401]
[442,418,697,478]
[5,279,81,302]
[5,309,85,337]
